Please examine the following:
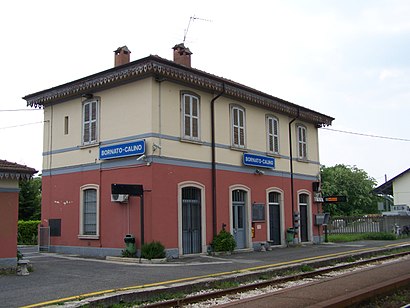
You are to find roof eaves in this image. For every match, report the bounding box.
[23,55,334,126]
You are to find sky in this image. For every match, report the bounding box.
[1,0,409,186]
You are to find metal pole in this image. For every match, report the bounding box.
[140,193,144,246]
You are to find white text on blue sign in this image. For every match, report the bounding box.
[100,140,145,160]
[243,153,275,169]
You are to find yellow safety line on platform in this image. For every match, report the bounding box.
[21,243,409,308]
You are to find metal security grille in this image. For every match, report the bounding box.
[299,193,309,242]
[83,189,97,235]
[269,191,281,245]
[38,226,50,252]
[182,187,202,254]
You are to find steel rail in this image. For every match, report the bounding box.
[142,250,410,307]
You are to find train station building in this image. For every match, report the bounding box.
[24,44,334,257]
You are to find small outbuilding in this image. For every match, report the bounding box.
[0,160,37,268]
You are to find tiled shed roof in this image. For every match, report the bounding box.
[0,160,37,180]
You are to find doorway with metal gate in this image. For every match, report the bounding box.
[232,189,247,249]
[181,186,202,254]
[268,191,282,245]
[299,193,310,242]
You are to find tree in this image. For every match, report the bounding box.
[19,176,42,220]
[321,164,378,216]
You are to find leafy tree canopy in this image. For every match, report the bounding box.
[19,176,42,220]
[321,164,379,216]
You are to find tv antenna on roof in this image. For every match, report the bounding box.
[183,15,212,44]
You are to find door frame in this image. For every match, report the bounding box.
[297,190,313,243]
[266,188,285,246]
[178,181,206,255]
[229,185,251,250]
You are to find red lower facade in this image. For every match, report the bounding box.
[41,162,323,257]
[0,192,19,263]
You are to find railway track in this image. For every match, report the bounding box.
[141,250,410,307]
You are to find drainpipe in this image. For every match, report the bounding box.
[211,83,225,238]
[289,108,300,233]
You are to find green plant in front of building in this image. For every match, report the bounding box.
[210,229,236,253]
[121,249,136,258]
[141,241,166,260]
[18,220,40,245]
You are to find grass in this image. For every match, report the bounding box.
[213,280,240,289]
[300,264,314,272]
[328,232,397,243]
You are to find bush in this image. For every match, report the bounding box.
[18,220,40,245]
[141,241,166,260]
[211,229,236,252]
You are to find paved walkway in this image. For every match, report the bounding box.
[1,239,409,308]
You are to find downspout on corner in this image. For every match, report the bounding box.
[289,107,300,233]
[211,83,225,238]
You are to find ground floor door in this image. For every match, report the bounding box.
[300,203,309,242]
[232,189,247,249]
[182,187,202,254]
[268,191,281,245]
[269,204,281,245]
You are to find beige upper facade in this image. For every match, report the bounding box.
[25,46,334,177]
[393,172,410,206]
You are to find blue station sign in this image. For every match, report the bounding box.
[100,140,145,160]
[243,153,275,169]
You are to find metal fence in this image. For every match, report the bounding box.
[328,215,410,235]
[38,226,50,252]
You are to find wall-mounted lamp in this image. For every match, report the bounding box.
[82,93,94,99]
[152,143,162,152]
[254,169,265,175]
[136,154,147,161]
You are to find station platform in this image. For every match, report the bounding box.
[3,239,409,308]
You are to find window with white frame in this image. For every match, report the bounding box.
[267,116,279,154]
[79,185,99,238]
[297,124,307,159]
[182,93,200,141]
[82,100,99,145]
[231,105,246,148]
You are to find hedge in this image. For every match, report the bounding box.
[18,220,40,245]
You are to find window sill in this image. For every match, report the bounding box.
[180,138,203,145]
[230,146,247,152]
[266,152,281,158]
[78,235,100,240]
[79,142,100,150]
[296,158,309,163]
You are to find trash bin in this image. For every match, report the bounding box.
[124,234,136,255]
[286,228,296,243]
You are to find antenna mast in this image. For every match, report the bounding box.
[183,15,212,44]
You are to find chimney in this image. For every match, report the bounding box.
[172,43,192,67]
[114,46,131,67]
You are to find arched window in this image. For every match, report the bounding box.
[79,184,99,238]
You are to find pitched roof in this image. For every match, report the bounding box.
[373,168,410,195]
[0,160,37,180]
[23,54,334,127]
